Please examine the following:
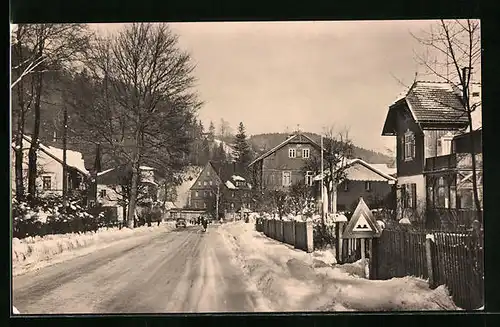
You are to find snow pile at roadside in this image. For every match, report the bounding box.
[12,222,175,271]
[219,222,459,312]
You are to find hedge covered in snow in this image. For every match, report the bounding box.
[12,195,111,239]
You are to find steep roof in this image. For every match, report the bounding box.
[248,133,322,167]
[207,161,252,190]
[13,135,89,176]
[382,81,469,135]
[313,158,397,183]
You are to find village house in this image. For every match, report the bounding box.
[188,161,252,218]
[10,135,89,197]
[313,159,397,212]
[95,165,163,222]
[248,132,322,191]
[381,81,482,228]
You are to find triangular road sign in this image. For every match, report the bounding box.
[342,197,382,239]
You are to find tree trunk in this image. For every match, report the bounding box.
[331,182,338,214]
[14,50,28,201]
[27,71,43,198]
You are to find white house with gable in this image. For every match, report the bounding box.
[11,135,89,197]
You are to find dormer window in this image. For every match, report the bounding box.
[289,148,296,158]
[403,130,415,161]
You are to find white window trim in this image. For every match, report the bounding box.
[404,130,415,161]
[289,148,296,158]
[305,171,313,186]
[42,175,52,190]
[302,148,310,159]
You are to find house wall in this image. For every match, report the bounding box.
[337,180,393,211]
[11,148,64,197]
[261,137,321,190]
[395,104,425,177]
[424,130,461,158]
[96,184,124,221]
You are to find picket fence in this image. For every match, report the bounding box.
[369,229,484,310]
[255,218,314,252]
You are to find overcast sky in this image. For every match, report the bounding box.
[89,20,476,154]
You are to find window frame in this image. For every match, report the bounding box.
[289,148,296,158]
[42,176,52,190]
[305,171,314,186]
[302,148,310,159]
[282,171,292,187]
[403,130,416,161]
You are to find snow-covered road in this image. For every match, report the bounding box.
[13,225,262,314]
[12,222,459,314]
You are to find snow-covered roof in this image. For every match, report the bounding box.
[97,168,115,176]
[164,201,177,210]
[313,158,397,182]
[225,180,236,189]
[139,166,155,170]
[232,175,245,181]
[17,135,89,176]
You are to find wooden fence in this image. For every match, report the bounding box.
[370,229,484,310]
[255,218,314,252]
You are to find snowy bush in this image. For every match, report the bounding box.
[12,195,108,239]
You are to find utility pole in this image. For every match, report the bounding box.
[62,105,68,210]
[215,166,221,221]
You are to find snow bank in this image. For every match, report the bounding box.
[12,222,176,276]
[220,222,459,312]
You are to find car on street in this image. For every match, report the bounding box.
[176,218,187,229]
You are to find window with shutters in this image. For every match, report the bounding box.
[403,130,415,161]
[402,183,417,209]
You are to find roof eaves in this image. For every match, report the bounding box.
[248,134,298,167]
[21,135,90,177]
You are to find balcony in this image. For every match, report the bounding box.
[425,154,457,172]
[425,153,481,173]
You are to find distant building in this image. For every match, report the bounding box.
[10,135,89,197]
[95,165,163,222]
[313,159,397,212]
[188,161,252,218]
[248,132,322,191]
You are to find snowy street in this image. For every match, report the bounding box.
[13,221,459,313]
[13,224,260,314]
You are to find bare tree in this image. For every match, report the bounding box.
[287,180,314,216]
[304,126,354,224]
[11,24,91,199]
[67,23,201,228]
[412,19,482,220]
